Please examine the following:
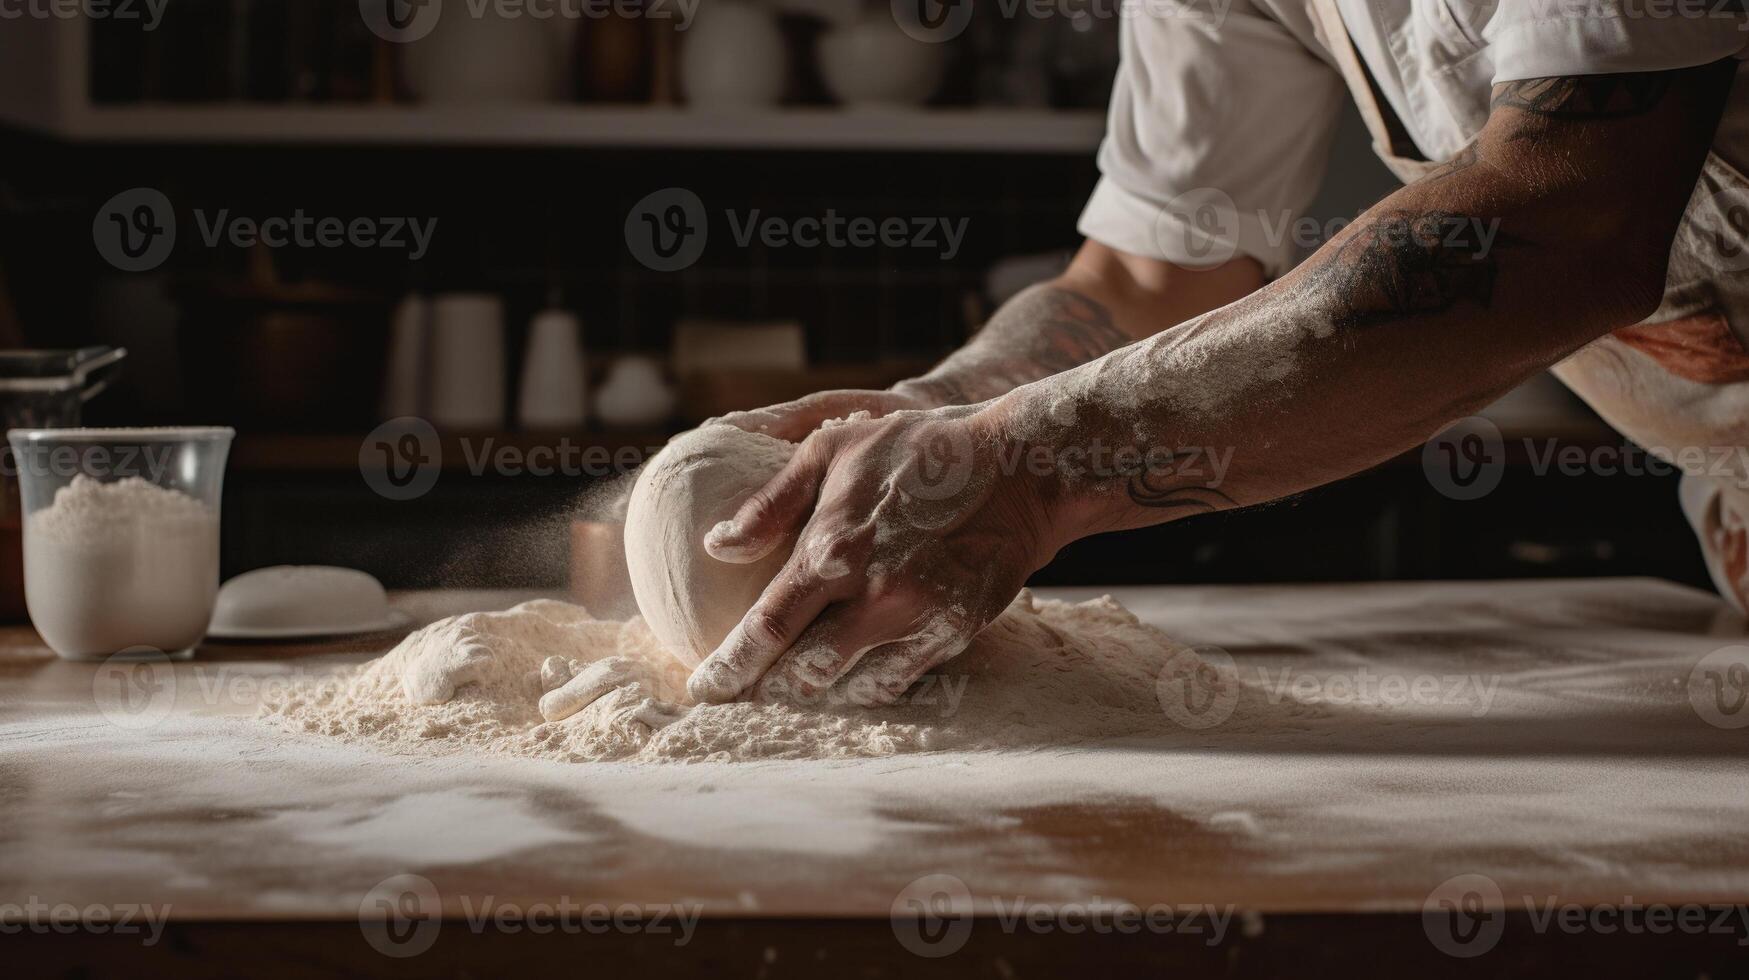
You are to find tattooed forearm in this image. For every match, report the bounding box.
[1126,471,1237,514]
[1491,73,1674,120]
[900,284,1131,405]
[995,59,1734,547]
[1306,210,1506,329]
[1013,287,1130,375]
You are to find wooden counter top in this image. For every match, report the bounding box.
[3,580,1747,975]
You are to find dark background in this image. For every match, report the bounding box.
[0,1,1712,593]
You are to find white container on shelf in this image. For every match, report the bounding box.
[518,307,588,430]
[594,356,675,429]
[381,291,430,419]
[402,13,564,104]
[817,17,946,107]
[428,293,506,430]
[681,3,787,108]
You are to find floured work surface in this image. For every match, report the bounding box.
[1,579,1746,919]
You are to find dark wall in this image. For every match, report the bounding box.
[0,97,1711,593]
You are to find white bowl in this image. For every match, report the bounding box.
[817,20,945,107]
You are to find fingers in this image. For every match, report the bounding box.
[761,607,968,708]
[716,391,906,442]
[688,565,981,709]
[704,436,831,564]
[713,405,811,441]
[762,601,890,699]
[687,561,849,704]
[840,630,965,707]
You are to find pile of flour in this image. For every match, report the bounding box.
[259,590,1296,763]
[261,421,1323,763]
[25,475,219,658]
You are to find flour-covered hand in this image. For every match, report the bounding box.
[686,404,1060,706]
[713,387,942,444]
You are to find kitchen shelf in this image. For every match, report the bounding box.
[33,104,1107,153]
[0,17,1106,152]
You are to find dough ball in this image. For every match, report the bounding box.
[623,424,796,668]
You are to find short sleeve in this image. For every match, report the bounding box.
[1482,2,1749,84]
[1077,2,1347,279]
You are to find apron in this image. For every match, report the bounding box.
[1308,0,1749,610]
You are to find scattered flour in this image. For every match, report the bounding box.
[258,591,1310,763]
[24,474,219,659]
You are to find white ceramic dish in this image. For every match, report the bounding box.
[205,610,412,641]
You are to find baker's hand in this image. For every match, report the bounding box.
[536,655,687,731]
[686,403,1060,706]
[712,385,943,443]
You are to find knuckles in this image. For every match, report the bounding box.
[864,571,914,608]
[787,646,845,688]
[741,609,794,653]
[802,527,869,581]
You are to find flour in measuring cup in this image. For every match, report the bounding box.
[24,475,220,659]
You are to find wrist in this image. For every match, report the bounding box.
[889,376,963,409]
[970,391,1097,563]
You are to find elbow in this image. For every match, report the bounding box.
[1598,253,1670,329]
[1606,209,1678,325]
[1553,207,1675,331]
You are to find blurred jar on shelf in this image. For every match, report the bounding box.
[402,7,566,103]
[681,2,788,107]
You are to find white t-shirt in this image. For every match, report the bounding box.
[1079,0,1749,278]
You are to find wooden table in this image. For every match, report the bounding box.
[4,580,1747,976]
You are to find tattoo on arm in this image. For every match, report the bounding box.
[1115,211,1505,512]
[1350,78,1665,322]
[1126,470,1237,514]
[1424,142,1481,184]
[909,285,1130,404]
[1094,62,1729,526]
[1019,288,1130,376]
[1307,210,1506,329]
[1091,440,1238,513]
[1491,73,1674,120]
